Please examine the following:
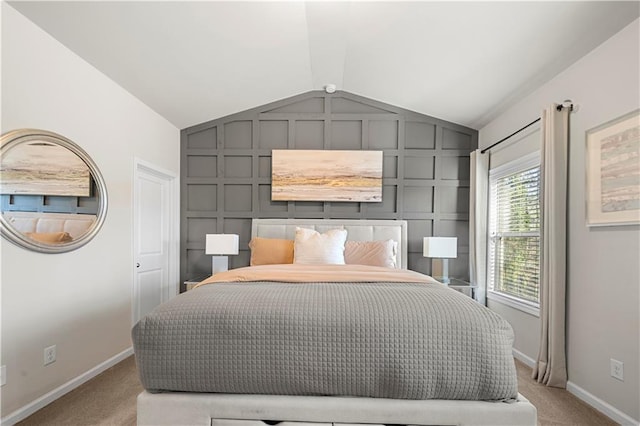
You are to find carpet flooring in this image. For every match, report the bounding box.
[16,357,617,426]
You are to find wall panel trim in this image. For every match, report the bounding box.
[180,91,477,284]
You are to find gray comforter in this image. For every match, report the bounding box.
[132,281,518,401]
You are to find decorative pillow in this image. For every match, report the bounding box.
[25,231,73,244]
[293,227,347,265]
[344,240,398,268]
[248,237,294,266]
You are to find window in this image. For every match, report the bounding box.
[488,153,541,314]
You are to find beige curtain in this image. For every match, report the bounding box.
[532,104,570,388]
[469,150,489,305]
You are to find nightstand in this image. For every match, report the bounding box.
[437,277,478,300]
[183,274,210,292]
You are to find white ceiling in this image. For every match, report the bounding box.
[8,1,640,130]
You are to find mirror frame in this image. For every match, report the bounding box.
[0,129,108,253]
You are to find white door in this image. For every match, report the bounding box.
[133,159,178,324]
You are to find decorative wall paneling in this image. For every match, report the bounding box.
[181,91,477,287]
[1,182,100,215]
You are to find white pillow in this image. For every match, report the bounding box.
[293,227,347,265]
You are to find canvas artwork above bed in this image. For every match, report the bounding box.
[271,150,383,202]
[132,219,537,426]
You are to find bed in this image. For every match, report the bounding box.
[2,211,96,241]
[133,219,537,426]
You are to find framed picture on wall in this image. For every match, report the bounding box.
[0,139,91,197]
[271,150,383,202]
[585,109,640,226]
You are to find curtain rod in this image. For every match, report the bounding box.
[480,117,540,154]
[481,102,574,154]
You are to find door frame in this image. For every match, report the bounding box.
[132,157,180,325]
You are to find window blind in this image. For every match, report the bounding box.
[489,164,541,304]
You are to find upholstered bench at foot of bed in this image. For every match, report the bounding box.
[137,391,537,426]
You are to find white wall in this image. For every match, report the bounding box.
[0,3,179,419]
[480,19,640,423]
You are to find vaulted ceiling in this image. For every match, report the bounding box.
[8,1,639,130]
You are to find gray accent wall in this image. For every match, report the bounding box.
[1,182,100,215]
[181,91,477,286]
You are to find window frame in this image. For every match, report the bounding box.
[487,151,541,317]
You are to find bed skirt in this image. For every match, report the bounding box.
[137,391,537,426]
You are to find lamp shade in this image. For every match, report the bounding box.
[423,237,457,258]
[206,234,239,255]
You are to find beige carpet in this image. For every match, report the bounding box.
[17,357,617,426]
[17,356,142,426]
[514,359,617,426]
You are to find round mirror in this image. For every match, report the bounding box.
[0,129,108,253]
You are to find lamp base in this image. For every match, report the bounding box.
[441,258,450,284]
[211,256,229,275]
[431,258,451,284]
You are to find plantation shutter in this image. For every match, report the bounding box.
[489,163,541,304]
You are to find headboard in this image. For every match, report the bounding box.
[251,219,408,269]
[2,211,97,240]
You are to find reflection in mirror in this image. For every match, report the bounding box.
[0,129,108,253]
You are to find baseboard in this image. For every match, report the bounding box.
[567,381,639,426]
[3,347,637,426]
[512,349,638,425]
[1,347,133,426]
[512,347,536,368]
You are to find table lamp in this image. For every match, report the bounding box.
[423,237,457,284]
[206,234,239,274]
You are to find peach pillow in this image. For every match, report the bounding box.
[25,231,73,244]
[344,240,397,268]
[248,237,294,266]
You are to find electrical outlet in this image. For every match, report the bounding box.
[44,345,56,366]
[610,358,624,381]
[0,365,6,386]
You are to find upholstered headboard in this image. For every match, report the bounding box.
[2,211,97,240]
[251,219,408,269]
